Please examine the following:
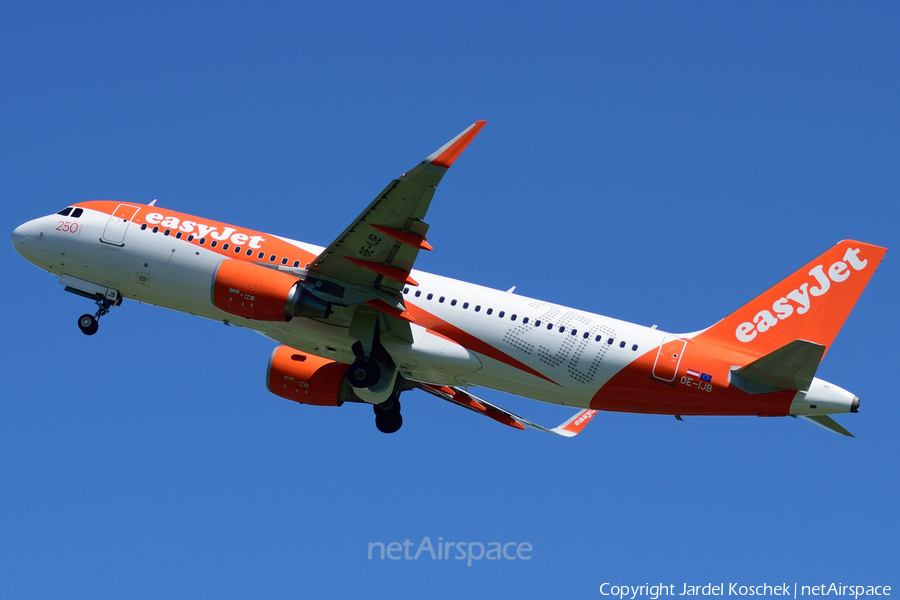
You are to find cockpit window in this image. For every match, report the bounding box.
[57,207,73,216]
[71,208,83,218]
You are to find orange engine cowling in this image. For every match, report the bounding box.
[266,346,350,406]
[212,260,331,321]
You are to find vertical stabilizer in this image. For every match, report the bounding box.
[695,241,886,359]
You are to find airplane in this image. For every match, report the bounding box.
[11,121,888,437]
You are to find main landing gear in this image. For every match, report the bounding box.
[77,297,115,336]
[347,356,404,434]
[348,357,382,389]
[373,397,402,434]
[347,323,404,434]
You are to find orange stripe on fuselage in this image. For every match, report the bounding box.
[405,303,559,386]
[78,201,319,268]
[592,241,888,417]
[590,337,795,416]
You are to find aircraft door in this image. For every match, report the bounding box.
[652,336,686,383]
[101,204,141,246]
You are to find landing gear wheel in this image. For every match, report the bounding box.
[348,359,381,388]
[373,398,401,415]
[78,313,99,336]
[375,412,403,434]
[76,295,115,336]
[373,397,402,433]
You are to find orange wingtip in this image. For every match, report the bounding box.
[344,257,419,286]
[427,121,487,169]
[370,225,433,251]
[559,409,598,434]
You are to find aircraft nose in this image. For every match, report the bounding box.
[11,223,27,253]
[11,220,38,257]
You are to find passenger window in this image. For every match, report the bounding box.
[199,238,206,245]
[451,299,457,306]
[463,302,469,309]
[498,311,505,318]
[522,317,529,324]
[176,232,182,239]
[141,223,147,230]
[583,332,589,339]
[415,291,422,297]
[439,296,445,303]
[71,208,83,218]
[164,229,171,236]
[475,305,481,312]
[57,207,73,216]
[210,240,217,247]
[620,341,626,348]
[222,243,229,250]
[281,258,288,264]
[152,226,159,233]
[235,246,242,253]
[247,250,253,256]
[257,251,263,258]
[559,326,565,333]
[571,329,577,336]
[607,338,614,344]
[403,288,409,294]
[595,335,601,341]
[632,344,639,351]
[269,254,276,261]
[535,320,541,327]
[547,323,553,330]
[293,260,300,267]
[510,314,517,321]
[188,235,194,241]
[486,308,493,315]
[427,293,433,300]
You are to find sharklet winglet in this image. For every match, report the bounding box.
[425,121,487,168]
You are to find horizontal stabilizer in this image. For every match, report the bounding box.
[801,415,855,437]
[731,340,825,394]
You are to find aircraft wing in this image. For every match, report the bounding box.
[305,122,486,313]
[416,382,598,437]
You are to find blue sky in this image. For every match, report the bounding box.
[2,2,898,597]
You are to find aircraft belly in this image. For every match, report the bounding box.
[262,319,358,365]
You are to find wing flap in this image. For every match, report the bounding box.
[417,383,596,437]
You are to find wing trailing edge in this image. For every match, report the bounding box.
[417,383,597,437]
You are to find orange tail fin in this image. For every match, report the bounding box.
[696,241,887,359]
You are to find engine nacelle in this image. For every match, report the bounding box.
[212,260,331,321]
[266,346,352,406]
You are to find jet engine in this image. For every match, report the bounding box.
[212,259,331,321]
[266,346,355,406]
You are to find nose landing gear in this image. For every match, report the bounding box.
[77,297,115,336]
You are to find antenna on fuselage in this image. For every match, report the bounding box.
[148,199,157,206]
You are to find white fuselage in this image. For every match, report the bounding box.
[14,206,668,409]
[12,203,861,420]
